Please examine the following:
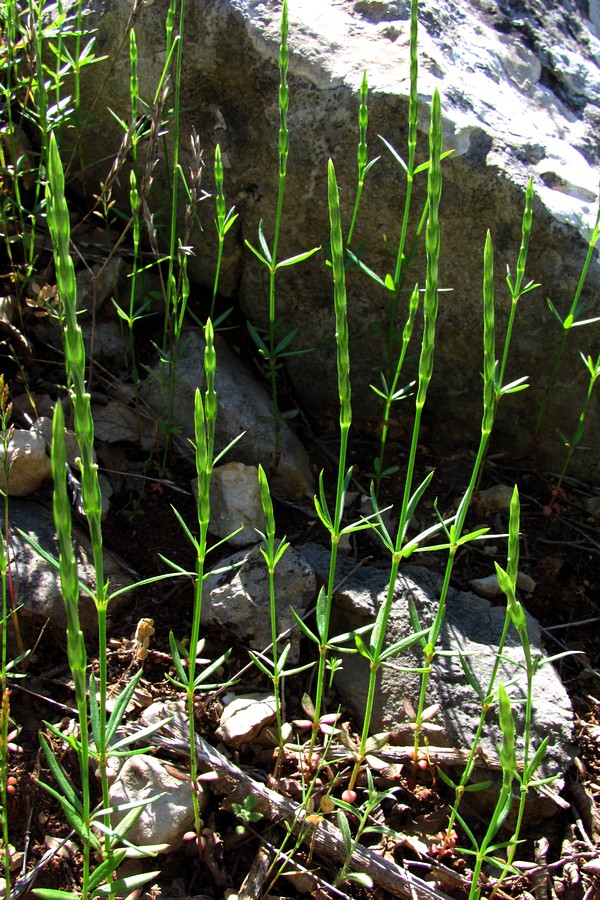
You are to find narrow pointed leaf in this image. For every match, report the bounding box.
[524,736,550,780]
[327,623,375,647]
[291,607,318,643]
[459,652,483,699]
[380,627,429,661]
[316,586,327,641]
[258,219,272,262]
[87,852,128,892]
[346,249,387,288]
[277,246,321,268]
[34,891,80,900]
[301,692,316,720]
[248,651,273,678]
[39,736,81,812]
[95,871,162,895]
[105,668,145,743]
[337,810,353,855]
[378,134,407,171]
[244,240,270,267]
[169,631,188,682]
[110,716,174,751]
[354,632,373,660]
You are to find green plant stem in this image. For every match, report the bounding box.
[493,510,551,889]
[0,690,11,897]
[346,90,442,785]
[399,87,442,540]
[444,487,520,841]
[556,352,600,488]
[534,203,600,437]
[372,284,419,497]
[383,0,419,382]
[160,0,186,466]
[127,28,141,391]
[211,144,238,320]
[473,181,535,491]
[499,177,535,389]
[393,0,419,290]
[245,0,319,467]
[185,321,217,836]
[0,388,12,896]
[307,158,352,763]
[255,464,292,774]
[50,401,92,897]
[265,0,290,464]
[347,69,369,246]
[46,132,111,853]
[347,538,426,790]
[412,230,496,759]
[467,684,516,900]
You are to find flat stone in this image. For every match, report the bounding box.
[476,484,515,514]
[216,693,277,748]
[469,571,536,599]
[108,754,204,850]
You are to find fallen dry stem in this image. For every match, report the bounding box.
[152,711,466,899]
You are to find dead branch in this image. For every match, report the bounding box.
[154,711,467,900]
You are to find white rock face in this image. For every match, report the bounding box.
[71,0,600,478]
[588,0,600,39]
[0,428,52,496]
[244,0,598,232]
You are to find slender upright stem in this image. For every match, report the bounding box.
[186,321,217,835]
[307,159,351,762]
[266,0,290,464]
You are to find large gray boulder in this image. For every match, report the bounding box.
[300,542,575,817]
[69,0,600,477]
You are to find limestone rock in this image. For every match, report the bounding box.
[202,543,316,662]
[108,754,204,850]
[90,400,155,449]
[195,461,265,547]
[216,693,277,748]
[69,0,600,478]
[300,542,575,817]
[0,428,52,496]
[140,328,314,500]
[583,494,600,516]
[469,570,536,599]
[81,319,130,377]
[76,255,125,314]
